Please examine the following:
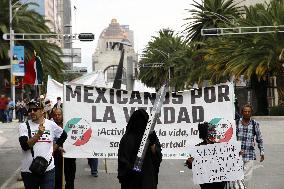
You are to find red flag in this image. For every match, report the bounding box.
[23,56,43,85]
[23,56,36,84]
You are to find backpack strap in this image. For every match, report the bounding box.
[26,121,52,165]
[26,121,34,158]
[251,119,256,136]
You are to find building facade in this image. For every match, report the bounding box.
[92,19,138,90]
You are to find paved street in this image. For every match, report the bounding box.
[1,117,284,189]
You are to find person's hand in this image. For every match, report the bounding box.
[37,123,45,136]
[239,150,244,156]
[260,155,264,162]
[58,147,66,154]
[185,157,194,169]
[148,131,157,146]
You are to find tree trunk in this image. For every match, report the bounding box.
[276,67,284,105]
[251,74,269,115]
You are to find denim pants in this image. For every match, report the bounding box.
[87,158,98,175]
[0,109,6,123]
[21,168,55,189]
[7,109,13,122]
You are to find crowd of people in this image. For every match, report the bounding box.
[11,92,264,189]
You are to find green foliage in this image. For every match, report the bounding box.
[269,106,284,116]
[138,29,190,89]
[0,0,64,83]
[183,0,243,42]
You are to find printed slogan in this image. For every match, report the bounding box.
[63,83,235,159]
[191,142,244,184]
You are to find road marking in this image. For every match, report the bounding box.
[179,170,185,173]
[0,167,21,189]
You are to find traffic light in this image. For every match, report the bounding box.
[78,33,95,41]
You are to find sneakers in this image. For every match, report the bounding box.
[92,172,98,177]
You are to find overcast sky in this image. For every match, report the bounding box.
[71,0,199,71]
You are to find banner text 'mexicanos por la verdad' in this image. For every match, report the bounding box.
[63,83,235,159]
[65,84,231,124]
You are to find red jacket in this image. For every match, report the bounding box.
[0,97,8,110]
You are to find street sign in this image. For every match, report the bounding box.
[78,33,95,41]
[3,33,95,41]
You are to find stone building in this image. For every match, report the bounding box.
[92,19,138,90]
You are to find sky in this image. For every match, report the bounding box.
[71,0,200,72]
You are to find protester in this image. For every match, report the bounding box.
[44,99,53,119]
[0,94,8,123]
[16,98,26,123]
[53,97,63,109]
[117,109,162,189]
[88,158,98,177]
[52,107,77,189]
[186,122,227,189]
[7,97,15,122]
[18,99,67,189]
[236,104,264,189]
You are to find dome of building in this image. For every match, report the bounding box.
[100,18,124,38]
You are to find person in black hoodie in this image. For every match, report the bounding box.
[117,109,162,189]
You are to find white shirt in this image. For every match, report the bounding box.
[19,119,63,172]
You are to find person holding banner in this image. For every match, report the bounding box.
[117,109,162,189]
[186,122,226,189]
[236,104,264,189]
[51,108,76,189]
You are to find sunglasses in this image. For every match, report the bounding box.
[28,108,41,113]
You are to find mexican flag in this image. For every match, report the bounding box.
[23,56,43,85]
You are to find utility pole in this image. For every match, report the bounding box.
[9,0,16,119]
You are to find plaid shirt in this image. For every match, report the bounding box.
[236,118,264,161]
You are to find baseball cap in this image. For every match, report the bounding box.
[27,99,44,109]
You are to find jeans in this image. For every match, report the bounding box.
[18,108,24,122]
[7,109,13,122]
[88,158,98,175]
[21,168,55,189]
[0,109,6,123]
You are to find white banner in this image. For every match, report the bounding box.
[63,83,235,159]
[192,142,244,184]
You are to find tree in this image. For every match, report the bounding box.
[183,0,242,42]
[0,0,64,93]
[138,29,189,89]
[191,0,284,113]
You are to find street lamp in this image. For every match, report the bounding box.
[151,49,171,90]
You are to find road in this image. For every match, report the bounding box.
[1,117,284,189]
